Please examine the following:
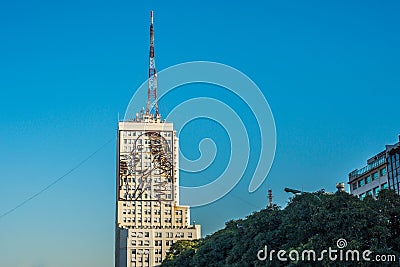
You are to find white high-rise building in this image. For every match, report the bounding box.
[115,11,200,267]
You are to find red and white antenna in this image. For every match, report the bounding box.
[146,10,159,117]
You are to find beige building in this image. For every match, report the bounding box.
[115,112,201,267]
[348,150,388,199]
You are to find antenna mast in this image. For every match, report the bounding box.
[146,10,159,117]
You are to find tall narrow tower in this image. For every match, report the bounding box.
[115,11,201,267]
[146,10,159,117]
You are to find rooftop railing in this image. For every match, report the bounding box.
[349,156,386,179]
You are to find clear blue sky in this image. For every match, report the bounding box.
[1,1,400,266]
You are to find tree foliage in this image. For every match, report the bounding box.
[161,190,400,266]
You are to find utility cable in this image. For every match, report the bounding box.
[0,136,114,219]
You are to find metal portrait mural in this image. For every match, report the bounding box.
[119,131,173,202]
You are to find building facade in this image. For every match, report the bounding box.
[348,135,400,199]
[386,138,400,194]
[115,113,201,267]
[348,150,388,199]
[115,11,200,267]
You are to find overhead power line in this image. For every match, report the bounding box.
[0,137,114,220]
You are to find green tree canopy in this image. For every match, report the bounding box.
[161,190,400,267]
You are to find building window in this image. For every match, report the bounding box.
[359,193,366,200]
[373,187,380,197]
[352,183,357,191]
[175,232,184,238]
[365,176,371,184]
[358,179,365,187]
[382,183,388,189]
[380,167,387,176]
[372,172,378,181]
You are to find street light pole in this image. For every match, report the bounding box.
[284,187,323,202]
